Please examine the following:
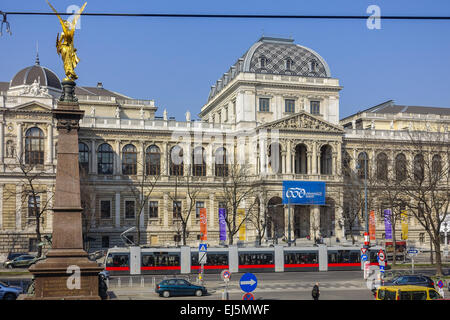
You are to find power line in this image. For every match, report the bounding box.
[3,12,450,20]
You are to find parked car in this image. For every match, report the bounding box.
[382,275,435,288]
[0,281,23,300]
[155,278,207,298]
[375,285,442,300]
[6,252,28,262]
[3,255,44,269]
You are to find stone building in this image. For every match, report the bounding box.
[0,37,448,259]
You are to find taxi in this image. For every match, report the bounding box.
[374,285,442,300]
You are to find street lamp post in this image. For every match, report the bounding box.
[288,197,292,247]
[364,152,368,235]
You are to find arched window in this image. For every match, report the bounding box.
[97,143,114,175]
[192,146,206,176]
[357,152,369,179]
[25,127,44,165]
[268,143,282,174]
[146,145,161,175]
[295,144,308,174]
[432,154,442,180]
[170,145,183,176]
[285,58,293,71]
[320,145,332,175]
[122,144,137,175]
[395,153,407,181]
[376,153,388,181]
[215,147,228,177]
[414,154,424,182]
[78,142,90,174]
[260,56,267,68]
[309,59,318,72]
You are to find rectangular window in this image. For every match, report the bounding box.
[101,236,110,248]
[285,99,295,113]
[28,195,40,218]
[100,200,111,219]
[224,107,228,122]
[310,101,320,115]
[125,200,135,219]
[149,201,158,218]
[173,201,182,219]
[29,238,38,252]
[196,201,205,219]
[259,98,270,112]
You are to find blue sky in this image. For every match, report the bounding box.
[1,0,449,120]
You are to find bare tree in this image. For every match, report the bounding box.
[5,153,53,258]
[247,185,268,246]
[219,162,258,245]
[79,166,96,251]
[396,130,450,276]
[124,159,160,246]
[167,166,203,246]
[340,155,364,244]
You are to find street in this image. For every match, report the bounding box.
[106,270,374,300]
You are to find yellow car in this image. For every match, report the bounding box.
[375,285,442,300]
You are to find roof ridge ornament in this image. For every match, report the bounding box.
[35,41,40,65]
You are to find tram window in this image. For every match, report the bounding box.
[106,253,129,267]
[191,253,228,266]
[141,253,180,267]
[239,253,273,265]
[328,250,361,264]
[284,252,318,264]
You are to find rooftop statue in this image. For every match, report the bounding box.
[47,1,87,82]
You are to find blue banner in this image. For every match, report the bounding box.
[282,181,326,205]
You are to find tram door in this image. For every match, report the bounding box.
[294,206,310,238]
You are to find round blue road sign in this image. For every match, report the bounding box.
[243,292,255,300]
[240,273,258,293]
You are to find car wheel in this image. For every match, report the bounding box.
[7,264,13,269]
[162,291,170,298]
[3,293,16,300]
[195,290,203,297]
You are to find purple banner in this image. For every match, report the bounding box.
[219,208,227,241]
[384,209,392,240]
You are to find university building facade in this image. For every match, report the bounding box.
[0,37,449,259]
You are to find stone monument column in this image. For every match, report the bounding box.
[26,80,103,300]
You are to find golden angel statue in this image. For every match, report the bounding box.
[47,1,87,82]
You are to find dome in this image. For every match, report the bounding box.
[10,57,62,90]
[242,37,331,77]
[208,37,331,101]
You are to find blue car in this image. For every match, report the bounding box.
[0,281,23,300]
[155,279,207,298]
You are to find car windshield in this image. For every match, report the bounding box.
[0,281,8,287]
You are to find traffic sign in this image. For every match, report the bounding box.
[407,249,419,255]
[361,254,368,261]
[221,270,231,281]
[242,292,255,300]
[361,248,367,255]
[199,243,207,252]
[199,252,207,264]
[379,265,385,273]
[239,273,258,293]
[378,250,385,262]
[437,280,444,289]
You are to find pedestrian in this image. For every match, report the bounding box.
[312,282,320,300]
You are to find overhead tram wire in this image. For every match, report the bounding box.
[3,12,450,20]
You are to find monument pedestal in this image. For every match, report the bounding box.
[20,81,103,300]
